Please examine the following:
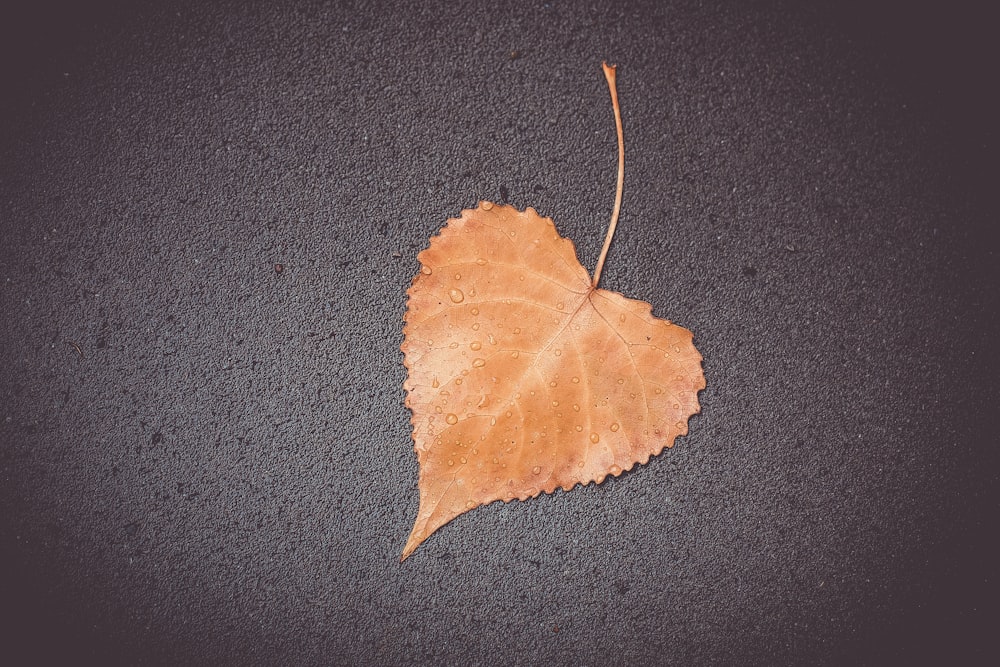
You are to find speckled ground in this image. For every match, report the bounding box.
[1,1,996,664]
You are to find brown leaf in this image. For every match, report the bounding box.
[400,63,705,559]
[401,203,704,559]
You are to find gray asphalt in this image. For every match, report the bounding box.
[2,1,996,664]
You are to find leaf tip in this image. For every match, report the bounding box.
[401,526,423,561]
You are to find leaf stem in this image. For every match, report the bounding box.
[593,61,624,289]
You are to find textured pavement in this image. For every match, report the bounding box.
[2,1,996,664]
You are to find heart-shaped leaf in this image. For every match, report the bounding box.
[400,64,705,559]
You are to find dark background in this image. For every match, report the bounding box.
[2,1,996,664]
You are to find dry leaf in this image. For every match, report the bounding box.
[400,64,705,559]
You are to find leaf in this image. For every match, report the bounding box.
[400,64,705,560]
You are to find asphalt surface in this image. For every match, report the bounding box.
[2,1,997,664]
